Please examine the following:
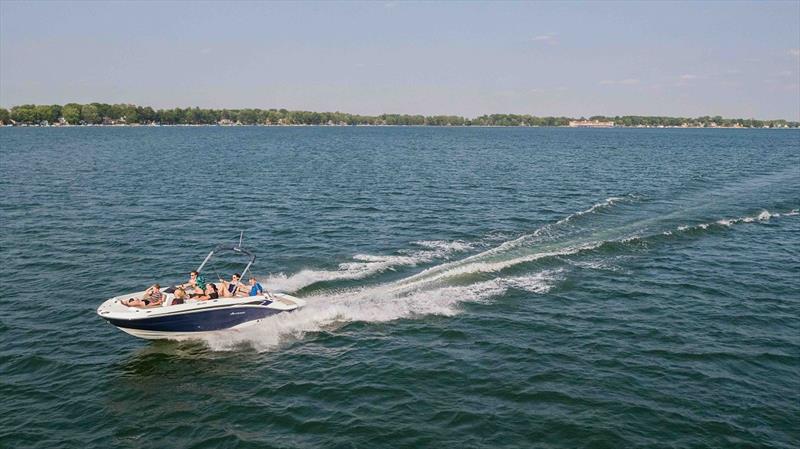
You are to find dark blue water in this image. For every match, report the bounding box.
[1,127,798,448]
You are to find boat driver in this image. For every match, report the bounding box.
[182,271,206,296]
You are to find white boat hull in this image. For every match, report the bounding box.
[97,292,306,340]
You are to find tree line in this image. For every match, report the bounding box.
[0,103,796,128]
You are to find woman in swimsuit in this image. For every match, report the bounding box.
[195,282,219,301]
[220,273,247,297]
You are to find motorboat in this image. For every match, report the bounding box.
[97,242,306,340]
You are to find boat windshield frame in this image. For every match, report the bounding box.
[196,245,257,290]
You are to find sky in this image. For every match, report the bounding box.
[1,1,799,119]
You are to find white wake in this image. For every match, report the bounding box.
[202,269,563,352]
[199,196,636,351]
[198,202,797,352]
[263,239,474,292]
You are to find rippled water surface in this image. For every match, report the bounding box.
[1,127,798,448]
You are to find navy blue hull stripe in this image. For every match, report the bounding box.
[104,306,282,332]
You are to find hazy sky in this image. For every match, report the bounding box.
[1,1,799,119]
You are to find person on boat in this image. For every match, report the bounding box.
[182,271,206,296]
[122,284,164,308]
[247,277,264,297]
[195,282,219,301]
[220,273,246,297]
[171,287,188,305]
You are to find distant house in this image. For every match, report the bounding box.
[568,119,615,128]
[99,117,127,126]
[218,118,235,126]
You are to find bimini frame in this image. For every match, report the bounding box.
[195,244,256,294]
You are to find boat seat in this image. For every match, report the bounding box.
[162,293,174,307]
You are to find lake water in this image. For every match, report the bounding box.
[1,127,798,448]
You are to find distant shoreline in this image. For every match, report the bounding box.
[3,123,799,130]
[1,103,797,128]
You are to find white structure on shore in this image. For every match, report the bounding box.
[569,119,615,128]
